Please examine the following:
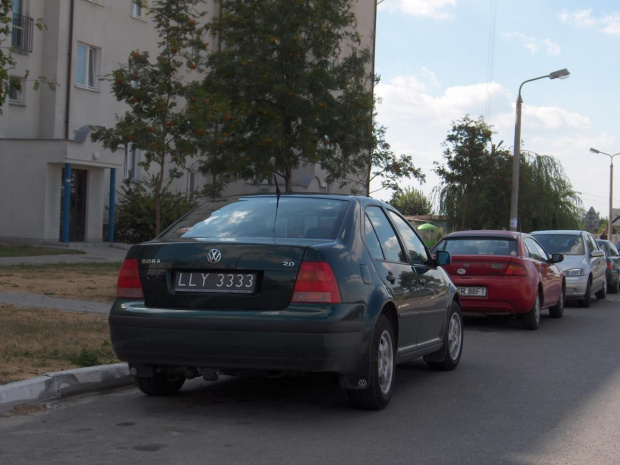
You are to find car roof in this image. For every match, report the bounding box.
[441,230,523,240]
[530,230,588,235]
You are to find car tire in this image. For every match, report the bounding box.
[609,277,619,294]
[579,278,592,308]
[135,372,186,396]
[549,285,565,319]
[347,314,395,410]
[425,301,463,371]
[595,279,607,299]
[523,293,541,330]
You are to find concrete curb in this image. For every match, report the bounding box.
[0,363,133,413]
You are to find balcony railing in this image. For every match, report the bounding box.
[12,13,34,53]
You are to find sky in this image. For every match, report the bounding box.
[372,0,619,225]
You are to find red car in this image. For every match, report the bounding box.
[432,230,565,330]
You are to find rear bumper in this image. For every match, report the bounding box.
[109,300,369,375]
[453,277,536,315]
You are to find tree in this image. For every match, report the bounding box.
[433,115,510,230]
[91,0,207,235]
[518,152,583,231]
[389,187,433,216]
[434,115,583,232]
[194,0,374,192]
[367,119,425,195]
[0,0,54,113]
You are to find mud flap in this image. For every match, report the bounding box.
[338,341,372,390]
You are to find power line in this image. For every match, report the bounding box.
[485,0,498,120]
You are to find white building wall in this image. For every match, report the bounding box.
[0,0,376,244]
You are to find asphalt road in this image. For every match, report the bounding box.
[1,295,619,465]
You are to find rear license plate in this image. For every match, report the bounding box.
[458,287,487,297]
[174,271,257,294]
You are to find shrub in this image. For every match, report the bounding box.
[114,176,199,244]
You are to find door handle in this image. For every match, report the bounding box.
[386,272,396,284]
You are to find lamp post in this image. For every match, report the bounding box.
[590,148,620,239]
[509,68,570,231]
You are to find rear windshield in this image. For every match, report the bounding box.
[434,237,517,256]
[160,196,349,240]
[533,234,584,255]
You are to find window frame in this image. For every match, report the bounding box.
[131,0,146,19]
[76,42,100,90]
[7,76,24,105]
[124,144,141,180]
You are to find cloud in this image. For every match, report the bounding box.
[560,9,620,34]
[522,105,592,130]
[503,32,561,55]
[378,0,457,20]
[375,74,511,128]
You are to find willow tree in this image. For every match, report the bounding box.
[518,153,583,231]
[193,0,374,192]
[91,0,207,235]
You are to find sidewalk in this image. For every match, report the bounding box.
[0,242,135,414]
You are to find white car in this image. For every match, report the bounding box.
[531,230,606,307]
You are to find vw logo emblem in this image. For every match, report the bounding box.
[207,248,222,264]
[457,268,466,275]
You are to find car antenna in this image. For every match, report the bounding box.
[273,174,281,234]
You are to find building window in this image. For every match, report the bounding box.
[76,43,99,90]
[124,144,141,180]
[8,77,24,104]
[129,58,139,88]
[131,0,146,19]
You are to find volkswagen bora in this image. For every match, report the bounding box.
[110,194,463,410]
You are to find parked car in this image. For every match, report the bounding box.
[431,230,565,330]
[531,230,606,307]
[595,239,620,294]
[110,194,464,410]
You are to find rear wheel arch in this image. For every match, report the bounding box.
[380,302,399,347]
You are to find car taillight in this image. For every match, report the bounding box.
[291,261,341,304]
[116,258,144,299]
[607,261,613,271]
[504,262,527,276]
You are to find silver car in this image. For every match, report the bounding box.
[531,230,606,307]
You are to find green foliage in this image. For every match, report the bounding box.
[433,115,583,232]
[91,0,208,234]
[114,176,198,244]
[194,0,374,192]
[368,119,425,195]
[518,152,584,231]
[389,187,433,215]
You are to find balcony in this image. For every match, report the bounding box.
[12,13,34,54]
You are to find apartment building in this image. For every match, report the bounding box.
[0,0,376,244]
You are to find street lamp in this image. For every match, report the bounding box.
[509,68,570,231]
[590,147,620,239]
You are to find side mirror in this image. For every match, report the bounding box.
[550,253,564,264]
[591,250,605,258]
[435,250,451,266]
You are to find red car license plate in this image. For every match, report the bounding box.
[458,287,487,297]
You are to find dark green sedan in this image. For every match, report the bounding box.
[110,194,463,410]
